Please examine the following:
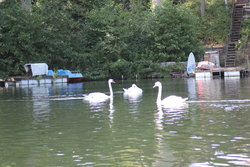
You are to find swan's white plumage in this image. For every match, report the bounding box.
[123,84,143,101]
[83,79,115,103]
[123,84,143,95]
[153,81,188,108]
[161,95,188,104]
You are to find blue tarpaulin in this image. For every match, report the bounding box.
[57,69,83,78]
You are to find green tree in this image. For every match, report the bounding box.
[0,2,33,77]
[0,0,206,79]
[146,2,202,62]
[184,0,231,44]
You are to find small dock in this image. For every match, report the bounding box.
[0,63,84,87]
[0,76,68,88]
[195,67,250,78]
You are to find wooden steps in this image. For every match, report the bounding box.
[225,3,245,67]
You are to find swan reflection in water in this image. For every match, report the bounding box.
[123,91,142,103]
[153,98,189,167]
[154,101,189,131]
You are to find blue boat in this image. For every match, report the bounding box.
[48,69,84,83]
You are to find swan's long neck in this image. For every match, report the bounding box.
[156,84,162,104]
[109,81,113,97]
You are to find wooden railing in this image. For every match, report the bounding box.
[233,0,250,5]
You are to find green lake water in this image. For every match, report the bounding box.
[0,78,250,167]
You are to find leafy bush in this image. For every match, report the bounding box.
[160,63,186,78]
[108,59,131,79]
[146,2,202,62]
[0,0,209,80]
[183,0,231,44]
[83,69,108,81]
[131,59,160,79]
[237,20,250,50]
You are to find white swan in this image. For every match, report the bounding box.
[123,84,143,100]
[83,79,115,103]
[123,84,143,95]
[153,81,188,108]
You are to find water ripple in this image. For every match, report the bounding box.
[217,154,250,166]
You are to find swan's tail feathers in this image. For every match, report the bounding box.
[183,98,188,101]
[123,88,128,92]
[82,94,88,97]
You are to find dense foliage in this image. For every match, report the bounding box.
[235,19,250,67]
[184,0,231,44]
[0,0,230,79]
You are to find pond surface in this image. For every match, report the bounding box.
[0,77,250,167]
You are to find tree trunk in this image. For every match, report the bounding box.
[152,0,163,9]
[21,0,31,10]
[200,0,206,16]
[224,0,228,8]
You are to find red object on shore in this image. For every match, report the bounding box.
[196,61,216,70]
